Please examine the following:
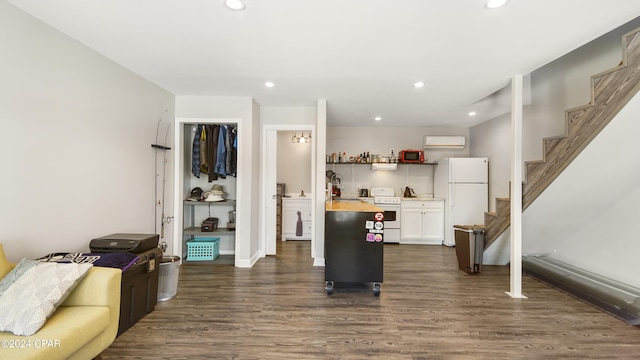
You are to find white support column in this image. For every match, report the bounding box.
[507,74,527,299]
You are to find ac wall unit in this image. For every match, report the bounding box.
[424,136,466,150]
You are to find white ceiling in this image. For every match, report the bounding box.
[7,0,640,127]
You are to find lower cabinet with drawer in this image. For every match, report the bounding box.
[282,197,312,240]
[400,199,444,245]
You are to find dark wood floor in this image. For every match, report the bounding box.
[102,241,640,359]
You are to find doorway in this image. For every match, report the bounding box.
[173,118,241,266]
[261,125,316,259]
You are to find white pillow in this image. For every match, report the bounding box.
[0,258,38,297]
[0,262,92,336]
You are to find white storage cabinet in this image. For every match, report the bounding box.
[400,200,444,245]
[281,197,312,240]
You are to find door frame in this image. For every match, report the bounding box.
[173,117,241,265]
[260,124,316,259]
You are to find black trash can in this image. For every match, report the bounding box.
[453,225,484,274]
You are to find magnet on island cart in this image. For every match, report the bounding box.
[366,233,375,242]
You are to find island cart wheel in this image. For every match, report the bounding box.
[325,281,334,295]
[373,282,381,296]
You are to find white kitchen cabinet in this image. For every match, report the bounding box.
[282,197,312,240]
[400,200,444,245]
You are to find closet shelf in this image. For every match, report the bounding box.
[184,200,236,205]
[183,227,236,236]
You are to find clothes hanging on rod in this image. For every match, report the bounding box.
[191,124,237,180]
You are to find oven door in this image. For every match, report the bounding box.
[383,209,397,224]
[376,204,400,243]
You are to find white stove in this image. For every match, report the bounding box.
[370,187,401,243]
[371,187,396,200]
[373,196,401,205]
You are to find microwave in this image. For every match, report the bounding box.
[399,149,424,163]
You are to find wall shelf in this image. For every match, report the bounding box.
[326,162,437,166]
[183,200,237,205]
[183,227,236,236]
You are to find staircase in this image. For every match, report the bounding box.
[483,27,640,247]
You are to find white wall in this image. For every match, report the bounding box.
[174,96,260,267]
[0,1,175,261]
[277,131,312,196]
[468,113,510,211]
[261,106,317,125]
[326,126,469,196]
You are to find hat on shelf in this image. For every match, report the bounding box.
[186,187,203,201]
[203,184,226,201]
[204,193,225,202]
[207,184,226,195]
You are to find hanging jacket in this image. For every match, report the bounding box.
[227,126,237,177]
[214,125,227,178]
[191,124,203,178]
[200,126,208,174]
[225,125,232,175]
[207,125,219,182]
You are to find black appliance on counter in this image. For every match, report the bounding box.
[90,233,161,336]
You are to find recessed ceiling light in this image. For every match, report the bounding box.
[225,0,245,11]
[413,81,425,88]
[485,0,507,9]
[468,111,477,116]
[265,82,275,88]
[374,117,382,121]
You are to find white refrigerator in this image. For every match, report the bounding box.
[434,157,488,247]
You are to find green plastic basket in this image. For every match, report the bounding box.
[187,238,220,261]
[193,236,220,242]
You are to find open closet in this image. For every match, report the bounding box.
[180,122,237,264]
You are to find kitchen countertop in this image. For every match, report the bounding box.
[336,196,374,201]
[326,199,383,212]
[282,193,312,199]
[401,197,444,201]
[335,195,443,201]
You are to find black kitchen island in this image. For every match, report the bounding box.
[325,199,385,296]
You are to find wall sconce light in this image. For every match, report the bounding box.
[292,133,312,144]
